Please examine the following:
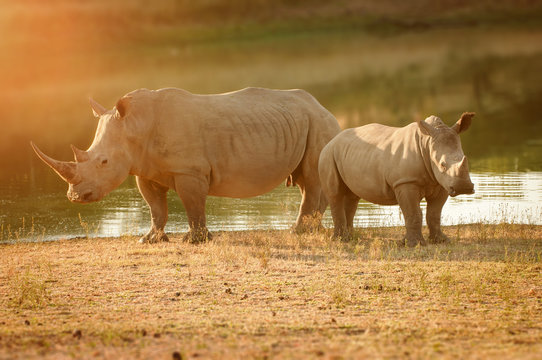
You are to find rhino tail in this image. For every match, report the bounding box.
[286,173,301,187]
[286,174,295,187]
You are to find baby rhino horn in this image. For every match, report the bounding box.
[458,156,469,176]
[30,142,78,184]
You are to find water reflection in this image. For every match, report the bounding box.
[350,173,542,229]
[1,171,540,243]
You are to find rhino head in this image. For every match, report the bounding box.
[417,112,475,197]
[31,97,132,203]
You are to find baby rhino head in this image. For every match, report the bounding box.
[418,112,475,197]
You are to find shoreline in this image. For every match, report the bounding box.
[3,221,542,245]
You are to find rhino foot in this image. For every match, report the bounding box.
[399,235,427,247]
[293,222,324,235]
[294,213,325,234]
[428,232,450,244]
[138,230,169,244]
[332,229,353,242]
[183,229,212,244]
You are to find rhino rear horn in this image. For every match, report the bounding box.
[30,142,78,184]
[70,144,89,163]
[89,98,107,118]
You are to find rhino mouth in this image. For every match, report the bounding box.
[68,190,101,203]
[449,186,475,197]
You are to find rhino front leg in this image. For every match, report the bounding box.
[136,177,170,244]
[426,187,450,244]
[395,184,426,247]
[174,175,212,244]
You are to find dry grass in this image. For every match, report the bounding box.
[1,224,541,359]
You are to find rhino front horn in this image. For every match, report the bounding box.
[30,142,79,184]
[458,156,470,176]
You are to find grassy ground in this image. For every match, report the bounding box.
[1,224,541,359]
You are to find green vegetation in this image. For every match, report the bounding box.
[1,225,541,358]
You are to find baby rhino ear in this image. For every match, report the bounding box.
[452,112,475,134]
[115,96,131,118]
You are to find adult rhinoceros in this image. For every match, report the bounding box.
[31,87,341,243]
[318,113,475,246]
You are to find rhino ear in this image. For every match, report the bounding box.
[115,96,131,118]
[452,112,475,134]
[417,118,437,137]
[89,98,107,118]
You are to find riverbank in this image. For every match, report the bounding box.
[1,224,541,359]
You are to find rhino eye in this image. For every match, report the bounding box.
[101,159,108,165]
[440,161,447,171]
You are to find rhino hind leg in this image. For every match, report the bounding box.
[293,175,325,234]
[318,150,351,239]
[174,174,212,243]
[329,195,348,239]
[344,191,360,234]
[136,177,170,244]
[426,187,450,244]
[326,190,359,241]
[317,189,330,212]
[395,184,426,247]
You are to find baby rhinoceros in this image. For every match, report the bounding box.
[319,113,475,246]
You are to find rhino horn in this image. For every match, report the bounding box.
[89,97,107,117]
[30,142,78,184]
[70,144,89,163]
[458,156,469,176]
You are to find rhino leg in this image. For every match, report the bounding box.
[293,173,324,233]
[136,177,170,244]
[395,184,426,247]
[426,187,450,244]
[174,175,211,244]
[329,193,347,238]
[344,191,360,234]
[318,152,350,239]
[318,189,329,215]
[325,183,356,240]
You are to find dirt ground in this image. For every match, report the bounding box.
[1,224,541,359]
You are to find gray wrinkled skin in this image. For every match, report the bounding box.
[319,113,475,246]
[32,87,341,243]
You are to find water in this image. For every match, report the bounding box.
[1,23,542,242]
[1,170,541,242]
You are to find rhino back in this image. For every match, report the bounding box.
[128,88,328,198]
[334,123,428,205]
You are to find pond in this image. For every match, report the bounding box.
[1,170,541,242]
[1,25,541,242]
